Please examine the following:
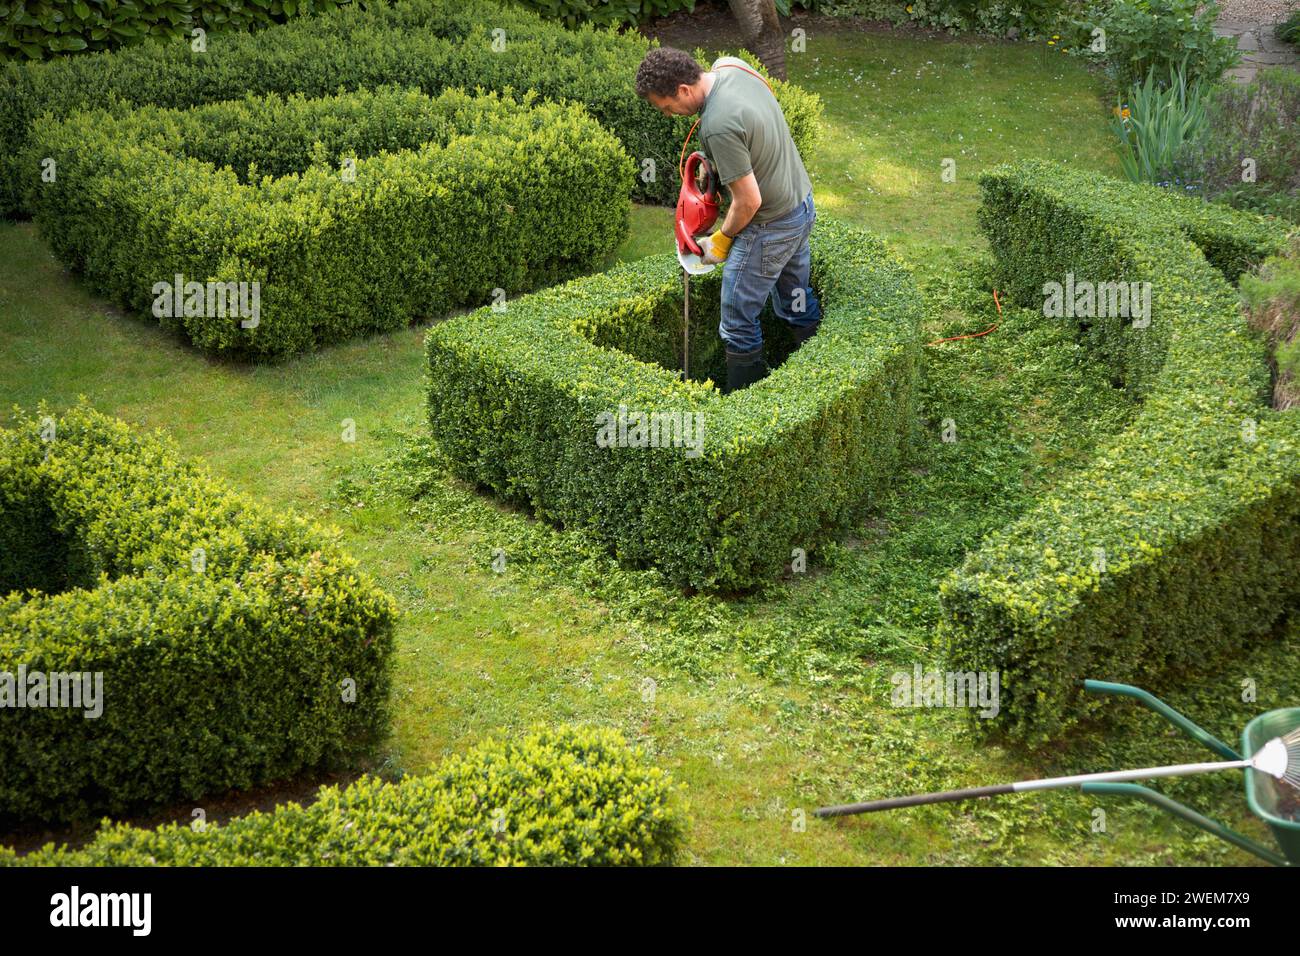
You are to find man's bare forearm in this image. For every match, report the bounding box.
[720,199,759,237]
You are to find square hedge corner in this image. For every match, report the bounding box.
[424,216,924,591]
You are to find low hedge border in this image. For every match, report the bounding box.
[939,160,1299,745]
[2,0,358,61]
[0,402,397,824]
[25,85,632,358]
[424,215,924,591]
[1,726,687,865]
[0,0,822,215]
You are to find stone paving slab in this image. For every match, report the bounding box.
[1259,34,1296,53]
[1214,14,1300,83]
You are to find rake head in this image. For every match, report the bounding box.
[1253,726,1300,792]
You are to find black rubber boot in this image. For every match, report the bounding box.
[725,347,769,394]
[791,320,821,347]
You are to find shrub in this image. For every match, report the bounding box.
[1065,0,1240,89]
[2,726,687,865]
[1278,10,1300,49]
[24,85,632,358]
[811,0,1071,38]
[1178,68,1300,225]
[0,0,361,62]
[0,0,823,215]
[424,215,923,591]
[512,0,696,29]
[0,402,398,825]
[940,160,1297,746]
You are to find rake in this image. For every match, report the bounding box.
[816,726,1300,817]
[815,681,1300,866]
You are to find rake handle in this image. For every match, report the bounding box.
[815,783,1016,817]
[815,757,1256,819]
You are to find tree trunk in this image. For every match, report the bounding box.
[725,0,787,80]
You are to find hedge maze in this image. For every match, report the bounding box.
[0,0,821,215]
[4,0,818,357]
[4,726,685,866]
[3,0,1297,868]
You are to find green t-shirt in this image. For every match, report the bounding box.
[697,56,813,226]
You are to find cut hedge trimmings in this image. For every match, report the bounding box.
[0,403,397,825]
[941,160,1299,745]
[425,216,924,591]
[1,726,687,867]
[25,85,633,359]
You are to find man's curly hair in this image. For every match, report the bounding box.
[635,46,702,100]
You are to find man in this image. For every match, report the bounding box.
[635,46,821,393]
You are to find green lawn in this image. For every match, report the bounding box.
[626,30,1121,273]
[795,30,1121,265]
[3,24,1295,865]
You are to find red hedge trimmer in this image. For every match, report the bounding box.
[674,149,719,381]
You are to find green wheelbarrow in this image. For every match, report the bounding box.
[815,679,1300,866]
[1079,680,1300,867]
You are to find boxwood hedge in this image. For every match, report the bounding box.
[0,0,822,215]
[940,160,1299,745]
[0,402,397,824]
[1,725,686,866]
[2,0,357,62]
[25,85,632,358]
[425,216,924,591]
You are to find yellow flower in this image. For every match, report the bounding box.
[906,4,913,10]
[1047,40,1055,45]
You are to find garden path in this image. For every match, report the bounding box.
[1214,0,1299,83]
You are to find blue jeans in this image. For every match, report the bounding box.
[719,190,821,354]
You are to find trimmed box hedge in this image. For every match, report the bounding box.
[25,85,632,358]
[1,0,357,61]
[0,402,397,825]
[0,0,822,215]
[1,725,686,866]
[425,215,924,591]
[939,160,1299,745]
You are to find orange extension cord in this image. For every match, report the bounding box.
[926,289,1002,346]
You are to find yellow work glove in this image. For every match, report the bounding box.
[707,229,733,260]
